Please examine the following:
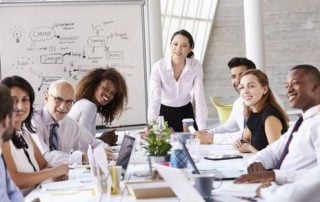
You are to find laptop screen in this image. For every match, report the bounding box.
[178,137,200,174]
[116,135,135,171]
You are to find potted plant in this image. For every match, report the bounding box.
[145,117,172,169]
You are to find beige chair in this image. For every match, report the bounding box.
[209,97,233,124]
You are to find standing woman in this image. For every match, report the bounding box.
[148,29,207,132]
[233,69,289,153]
[68,67,128,135]
[1,76,68,195]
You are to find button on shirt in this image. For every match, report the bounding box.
[148,56,208,130]
[0,151,24,202]
[31,106,102,166]
[248,105,320,184]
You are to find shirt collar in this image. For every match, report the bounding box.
[165,56,190,71]
[42,106,59,126]
[302,104,320,120]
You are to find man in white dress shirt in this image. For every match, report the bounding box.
[31,80,112,166]
[196,57,256,143]
[235,65,320,187]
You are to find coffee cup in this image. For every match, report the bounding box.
[182,118,194,132]
[193,173,222,199]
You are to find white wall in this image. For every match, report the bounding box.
[203,0,320,117]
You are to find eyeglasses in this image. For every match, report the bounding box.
[49,94,75,106]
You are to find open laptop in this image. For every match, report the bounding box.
[154,164,205,202]
[115,135,135,176]
[178,138,245,180]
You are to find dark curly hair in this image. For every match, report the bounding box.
[75,67,128,125]
[1,75,36,133]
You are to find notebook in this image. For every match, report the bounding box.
[154,164,205,202]
[115,135,135,175]
[178,137,245,180]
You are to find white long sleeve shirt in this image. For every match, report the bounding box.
[148,56,208,130]
[260,166,320,202]
[68,98,97,135]
[31,106,102,166]
[248,105,320,184]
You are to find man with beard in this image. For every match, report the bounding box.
[0,84,24,201]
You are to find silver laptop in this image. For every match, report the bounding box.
[116,135,135,176]
[154,164,205,202]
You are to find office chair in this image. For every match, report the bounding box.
[209,97,233,124]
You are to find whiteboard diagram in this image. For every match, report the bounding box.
[0,2,147,127]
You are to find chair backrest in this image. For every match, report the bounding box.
[209,97,233,123]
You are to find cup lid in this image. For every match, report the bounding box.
[182,118,194,123]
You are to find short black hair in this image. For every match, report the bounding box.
[0,84,13,121]
[291,64,320,84]
[227,57,256,70]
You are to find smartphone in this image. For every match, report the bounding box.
[204,154,243,161]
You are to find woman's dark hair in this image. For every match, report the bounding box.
[240,69,289,130]
[1,75,36,133]
[75,67,128,125]
[170,29,194,58]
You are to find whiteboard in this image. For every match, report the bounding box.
[0,1,147,127]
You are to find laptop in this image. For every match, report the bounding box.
[154,164,205,202]
[178,137,245,180]
[115,135,135,175]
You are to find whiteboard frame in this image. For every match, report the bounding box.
[0,0,148,129]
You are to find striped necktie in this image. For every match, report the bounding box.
[49,123,59,151]
[275,116,303,169]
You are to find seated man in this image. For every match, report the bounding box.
[235,64,320,185]
[31,80,113,166]
[196,57,256,144]
[256,166,320,202]
[0,84,24,202]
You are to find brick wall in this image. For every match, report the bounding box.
[203,0,320,117]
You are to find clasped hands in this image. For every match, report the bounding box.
[233,138,257,153]
[234,162,276,197]
[195,130,213,144]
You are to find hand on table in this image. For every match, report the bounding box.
[256,182,272,197]
[247,162,267,173]
[234,170,275,184]
[195,130,213,144]
[51,164,69,181]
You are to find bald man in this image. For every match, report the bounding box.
[31,80,108,166]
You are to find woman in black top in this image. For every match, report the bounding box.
[233,69,289,153]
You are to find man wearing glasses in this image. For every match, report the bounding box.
[31,80,112,166]
[0,84,24,201]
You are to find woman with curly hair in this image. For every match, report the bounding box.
[68,67,128,135]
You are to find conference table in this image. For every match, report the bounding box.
[25,132,261,202]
